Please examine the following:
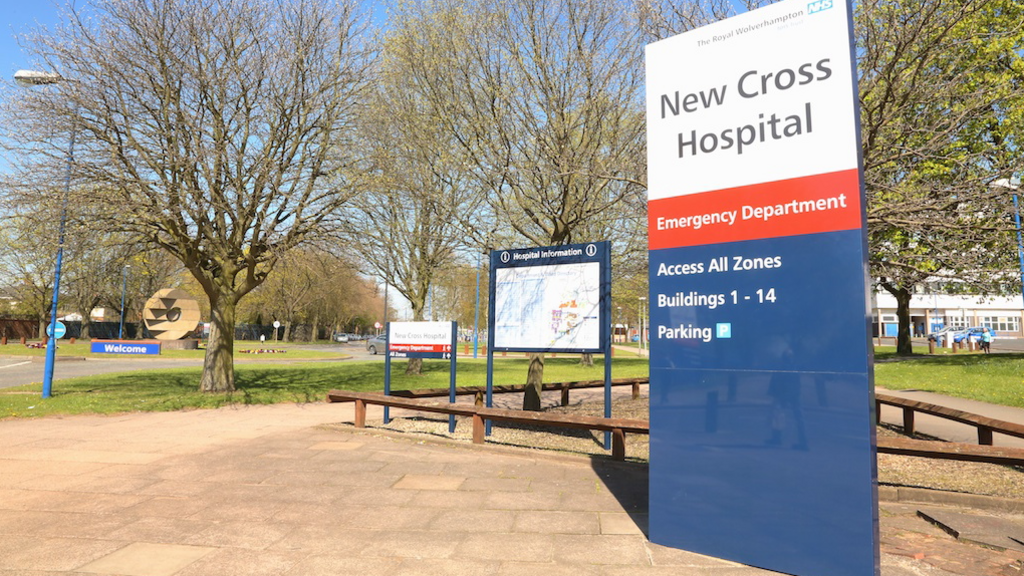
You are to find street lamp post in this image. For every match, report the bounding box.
[473,252,481,358]
[639,296,647,353]
[616,306,622,344]
[119,265,130,339]
[15,70,73,399]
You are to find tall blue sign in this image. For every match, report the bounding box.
[645,1,878,576]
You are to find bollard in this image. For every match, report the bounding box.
[928,340,935,354]
[0,336,5,346]
[20,337,26,345]
[70,337,76,345]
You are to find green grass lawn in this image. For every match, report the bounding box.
[0,356,650,419]
[6,341,1024,419]
[0,339,347,360]
[873,351,1024,408]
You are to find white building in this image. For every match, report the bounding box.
[873,289,1023,338]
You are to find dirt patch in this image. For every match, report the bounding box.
[368,395,1024,500]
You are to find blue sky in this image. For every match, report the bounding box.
[0,0,61,80]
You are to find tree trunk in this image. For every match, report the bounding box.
[894,286,914,356]
[200,295,236,392]
[81,317,91,340]
[523,353,544,411]
[310,313,319,342]
[406,357,423,376]
[579,353,594,367]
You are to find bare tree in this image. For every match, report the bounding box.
[636,0,776,40]
[344,13,487,374]
[1,0,373,391]
[858,0,1024,353]
[382,0,645,405]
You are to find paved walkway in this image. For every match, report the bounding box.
[0,399,1020,576]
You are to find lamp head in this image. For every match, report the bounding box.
[14,70,63,86]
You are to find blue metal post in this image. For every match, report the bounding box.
[603,245,612,450]
[486,250,497,436]
[383,321,391,424]
[118,265,129,339]
[449,321,457,433]
[42,126,76,399]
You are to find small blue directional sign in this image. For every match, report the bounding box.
[46,321,67,339]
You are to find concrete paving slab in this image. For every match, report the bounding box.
[512,510,601,534]
[76,543,216,576]
[3,401,1024,575]
[307,441,364,451]
[430,509,517,533]
[0,537,127,572]
[917,508,1024,552]
[600,512,646,535]
[392,474,466,491]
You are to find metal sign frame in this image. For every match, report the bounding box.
[645,1,878,575]
[485,242,612,440]
[383,321,459,432]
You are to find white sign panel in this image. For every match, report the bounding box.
[646,0,858,201]
[389,321,453,353]
[493,261,601,351]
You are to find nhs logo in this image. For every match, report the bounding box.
[807,0,833,14]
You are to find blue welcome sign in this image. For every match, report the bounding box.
[91,340,161,355]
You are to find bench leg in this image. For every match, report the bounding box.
[979,426,993,446]
[631,382,639,400]
[472,414,486,444]
[560,386,570,406]
[612,429,626,460]
[902,407,915,436]
[354,399,366,428]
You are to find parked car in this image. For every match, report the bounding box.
[366,334,386,355]
[926,327,957,342]
[953,327,996,344]
[332,332,349,343]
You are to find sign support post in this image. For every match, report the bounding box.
[448,323,458,433]
[383,322,391,424]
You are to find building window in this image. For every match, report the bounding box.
[979,317,1020,333]
[946,316,970,329]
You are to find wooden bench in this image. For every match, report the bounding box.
[876,392,1024,446]
[876,436,1024,466]
[328,389,1024,466]
[326,390,649,460]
